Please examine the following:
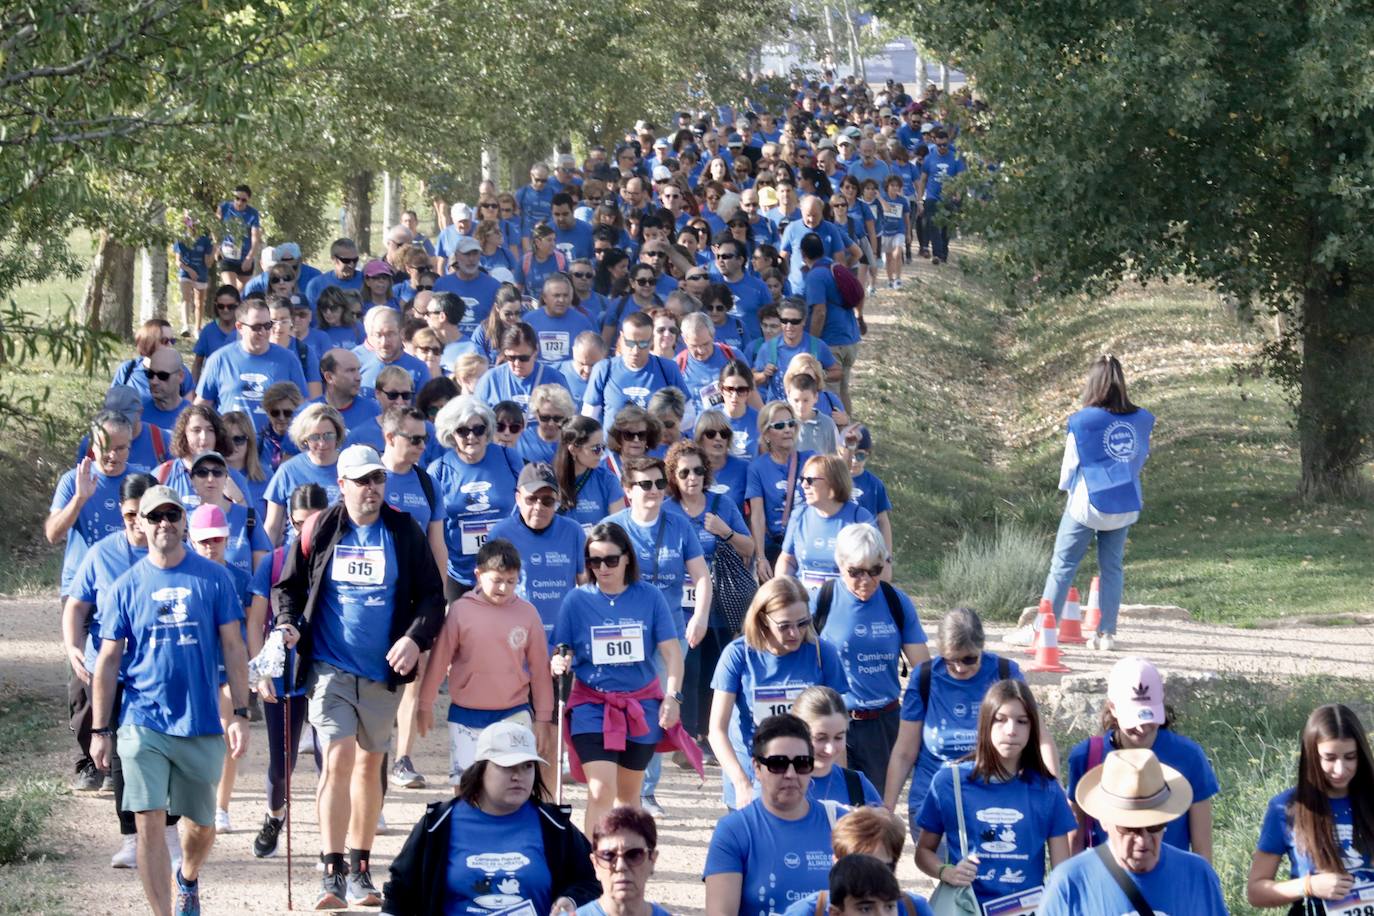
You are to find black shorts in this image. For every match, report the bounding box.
[571,733,657,771]
[444,576,472,603]
[219,258,251,278]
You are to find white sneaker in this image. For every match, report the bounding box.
[214,809,231,834]
[894,278,904,290]
[166,824,182,871]
[1087,633,1100,650]
[111,835,138,868]
[1099,633,1117,652]
[1003,624,1036,647]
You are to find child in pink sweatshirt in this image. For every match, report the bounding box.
[417,538,555,787]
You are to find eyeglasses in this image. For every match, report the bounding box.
[538,414,567,425]
[717,252,741,260]
[531,177,547,185]
[582,442,607,455]
[143,368,177,381]
[230,434,249,447]
[143,508,184,525]
[585,553,624,569]
[644,251,668,260]
[241,321,272,333]
[779,317,804,326]
[121,510,140,522]
[629,477,668,491]
[378,389,412,401]
[454,424,487,440]
[479,201,499,209]
[697,428,725,440]
[766,419,797,431]
[623,339,652,350]
[846,564,884,580]
[945,654,980,667]
[768,615,812,634]
[336,257,359,265]
[593,847,651,868]
[852,449,869,462]
[655,326,679,336]
[394,433,427,446]
[570,271,594,280]
[620,429,647,441]
[305,431,338,445]
[425,307,444,316]
[800,475,825,488]
[754,754,816,775]
[270,317,292,327]
[721,384,751,394]
[522,493,558,507]
[350,470,387,488]
[268,408,295,420]
[1120,823,1168,837]
[215,301,237,311]
[503,352,534,364]
[676,466,707,479]
[417,284,434,291]
[707,303,728,313]
[495,421,524,433]
[191,466,227,479]
[632,278,655,287]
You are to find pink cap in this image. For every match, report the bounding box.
[1107,657,1166,729]
[188,503,230,541]
[363,259,393,278]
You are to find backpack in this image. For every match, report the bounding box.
[812,579,906,638]
[831,262,865,310]
[765,334,820,369]
[521,249,567,277]
[1072,734,1108,852]
[268,510,323,586]
[915,655,1010,710]
[674,342,735,373]
[842,767,865,806]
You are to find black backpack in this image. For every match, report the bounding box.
[813,579,906,638]
[915,655,1011,709]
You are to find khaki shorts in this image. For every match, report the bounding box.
[118,724,225,827]
[306,662,403,754]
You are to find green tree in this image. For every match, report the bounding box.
[878,0,1374,500]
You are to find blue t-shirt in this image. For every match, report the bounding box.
[71,530,147,672]
[563,466,624,532]
[51,464,130,594]
[917,763,1077,905]
[515,185,555,240]
[384,465,444,530]
[668,494,750,567]
[807,766,881,806]
[603,508,703,626]
[352,346,430,398]
[313,520,398,683]
[176,235,214,282]
[196,343,309,421]
[141,397,189,432]
[707,456,750,515]
[803,258,859,347]
[552,220,595,261]
[344,417,445,469]
[1039,844,1228,916]
[1066,729,1219,852]
[712,636,849,753]
[781,502,874,594]
[223,501,270,579]
[783,892,931,916]
[848,159,892,188]
[98,552,244,737]
[444,801,553,916]
[248,550,305,698]
[702,799,835,916]
[553,581,678,741]
[263,455,341,539]
[525,308,598,369]
[517,427,558,465]
[850,469,892,518]
[475,361,569,415]
[304,270,363,309]
[899,653,1026,813]
[724,275,773,340]
[745,451,813,541]
[752,337,837,402]
[578,903,671,916]
[779,220,848,294]
[428,445,523,583]
[304,394,380,435]
[1258,788,1373,877]
[432,273,499,338]
[217,202,260,261]
[815,582,925,711]
[193,321,238,360]
[517,253,564,300]
[921,150,967,202]
[582,356,688,427]
[680,349,732,414]
[488,514,586,637]
[716,406,760,459]
[876,193,910,237]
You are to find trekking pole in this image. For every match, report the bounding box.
[554,644,572,816]
[284,689,293,911]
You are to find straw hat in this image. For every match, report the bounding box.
[1075,748,1192,828]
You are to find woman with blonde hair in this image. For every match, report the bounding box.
[262,402,345,544]
[776,454,873,593]
[745,400,811,579]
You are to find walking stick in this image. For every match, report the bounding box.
[554,645,572,817]
[284,689,293,911]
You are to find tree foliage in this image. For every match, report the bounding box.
[876,0,1374,499]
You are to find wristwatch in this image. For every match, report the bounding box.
[667,691,685,705]
[92,726,115,737]
[232,707,250,720]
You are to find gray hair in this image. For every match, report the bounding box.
[434,395,495,448]
[834,522,888,569]
[938,607,986,656]
[364,305,400,334]
[288,402,345,447]
[91,409,134,441]
[665,290,701,315]
[680,311,714,341]
[647,386,686,421]
[528,383,574,416]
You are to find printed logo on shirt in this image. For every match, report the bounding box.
[975,807,1023,854]
[461,480,494,511]
[240,372,269,402]
[1103,420,1140,461]
[104,497,117,511]
[542,551,570,566]
[623,385,651,406]
[853,623,868,637]
[708,483,730,495]
[783,852,801,868]
[953,702,969,719]
[508,626,528,650]
[152,586,192,624]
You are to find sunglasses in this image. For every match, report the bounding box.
[191,466,227,479]
[215,301,237,311]
[645,251,668,260]
[241,321,272,333]
[350,470,388,487]
[454,424,488,439]
[479,201,499,209]
[417,284,434,292]
[676,466,706,479]
[495,421,524,433]
[717,252,741,260]
[378,389,412,401]
[230,434,249,447]
[593,847,651,867]
[336,257,359,265]
[585,553,624,570]
[538,414,567,425]
[632,278,655,287]
[629,477,668,491]
[305,432,338,445]
[570,271,594,280]
[655,326,679,336]
[707,304,728,313]
[522,493,558,507]
[121,510,140,522]
[755,754,815,775]
[268,408,295,420]
[417,346,442,356]
[800,475,825,487]
[620,429,647,441]
[851,450,870,462]
[945,654,980,667]
[582,442,607,455]
[847,564,884,580]
[779,317,804,326]
[767,419,798,431]
[721,384,750,395]
[394,433,427,446]
[144,508,184,524]
[503,352,533,364]
[685,274,708,282]
[143,368,176,381]
[697,428,725,440]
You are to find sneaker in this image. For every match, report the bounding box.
[214,809,231,834]
[346,869,382,907]
[894,278,904,290]
[73,763,103,793]
[1003,624,1036,647]
[166,824,182,871]
[1099,632,1117,652]
[389,755,425,789]
[111,835,138,869]
[316,871,347,909]
[640,794,666,818]
[253,814,284,858]
[174,873,200,916]
[1087,633,1100,651]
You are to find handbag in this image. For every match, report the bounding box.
[707,495,756,633]
[928,764,981,916]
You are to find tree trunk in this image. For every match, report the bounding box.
[381,171,402,232]
[80,230,136,339]
[139,202,169,324]
[343,170,374,254]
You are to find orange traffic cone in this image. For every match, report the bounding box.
[1059,586,1087,644]
[1083,576,1102,633]
[1029,605,1072,673]
[1026,598,1052,655]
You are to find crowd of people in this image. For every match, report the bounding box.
[45,71,1373,916]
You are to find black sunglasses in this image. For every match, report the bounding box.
[676,466,706,479]
[378,389,412,401]
[143,368,176,381]
[593,847,651,867]
[629,477,668,491]
[495,421,524,433]
[144,508,184,525]
[846,564,884,579]
[585,553,624,570]
[754,754,815,775]
[191,466,227,479]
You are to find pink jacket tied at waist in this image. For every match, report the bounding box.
[562,678,704,784]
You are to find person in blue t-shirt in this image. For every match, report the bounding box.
[215,185,262,289]
[695,410,751,516]
[519,224,568,300]
[715,238,773,339]
[526,274,598,370]
[715,357,761,459]
[175,216,215,334]
[195,301,309,423]
[551,195,595,261]
[89,485,249,916]
[519,385,575,465]
[489,462,586,639]
[885,608,1042,832]
[475,323,571,415]
[791,687,881,807]
[709,577,848,810]
[703,713,837,916]
[1066,656,1218,857]
[745,401,813,576]
[1249,703,1374,909]
[800,232,860,414]
[916,679,1076,910]
[192,286,242,380]
[837,424,893,554]
[578,806,674,916]
[433,236,501,339]
[752,298,839,404]
[184,450,269,580]
[778,454,873,595]
[781,808,936,916]
[917,129,966,266]
[779,198,855,295]
[815,523,928,793]
[140,346,192,432]
[48,411,135,599]
[1041,747,1227,916]
[554,417,625,533]
[304,239,365,309]
[262,404,344,545]
[353,307,430,398]
[582,311,688,428]
[877,175,911,290]
[517,164,557,247]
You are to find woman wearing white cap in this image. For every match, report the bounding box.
[1247,703,1374,910]
[382,721,600,916]
[1040,747,1226,915]
[1066,657,1218,860]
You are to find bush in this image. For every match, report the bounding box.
[0,779,57,865]
[937,521,1048,621]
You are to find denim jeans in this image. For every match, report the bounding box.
[1041,510,1129,634]
[924,200,950,261]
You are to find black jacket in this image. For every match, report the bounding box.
[381,798,601,915]
[272,502,445,691]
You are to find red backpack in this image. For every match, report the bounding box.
[830,262,865,310]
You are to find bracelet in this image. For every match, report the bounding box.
[92,726,115,737]
[1303,874,1313,898]
[938,863,952,882]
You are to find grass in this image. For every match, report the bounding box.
[860,244,1374,624]
[0,690,67,878]
[937,521,1048,621]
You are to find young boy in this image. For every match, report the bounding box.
[878,176,911,290]
[786,373,838,455]
[827,854,905,916]
[744,303,782,363]
[415,538,554,788]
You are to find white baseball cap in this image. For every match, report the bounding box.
[475,721,547,767]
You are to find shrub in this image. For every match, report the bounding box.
[937,521,1048,621]
[0,779,57,865]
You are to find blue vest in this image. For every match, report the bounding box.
[1066,406,1154,513]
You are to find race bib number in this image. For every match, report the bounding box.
[460,519,492,555]
[682,583,696,609]
[488,903,538,916]
[1325,879,1374,916]
[800,570,837,593]
[752,684,806,725]
[332,545,385,586]
[882,200,904,219]
[982,887,1042,916]
[538,331,569,362]
[590,624,646,665]
[220,236,238,258]
[699,381,723,409]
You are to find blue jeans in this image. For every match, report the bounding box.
[923,200,951,261]
[1041,510,1129,634]
[640,635,689,798]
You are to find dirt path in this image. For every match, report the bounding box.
[4,591,1371,916]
